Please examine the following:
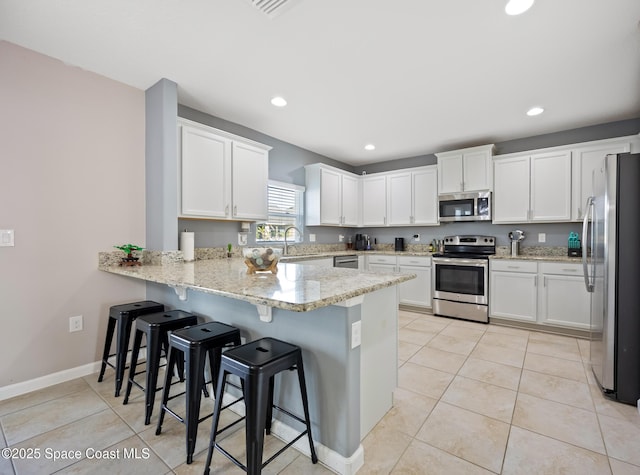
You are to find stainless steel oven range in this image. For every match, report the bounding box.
[431,235,496,323]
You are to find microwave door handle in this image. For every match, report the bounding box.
[582,196,594,292]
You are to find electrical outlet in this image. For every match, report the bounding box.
[309,234,316,242]
[0,229,14,247]
[538,233,546,243]
[238,232,248,246]
[69,315,83,332]
[413,234,420,242]
[351,321,362,349]
[339,234,344,242]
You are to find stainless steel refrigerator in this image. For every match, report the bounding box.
[582,152,640,405]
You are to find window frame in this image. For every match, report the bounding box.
[255,180,305,244]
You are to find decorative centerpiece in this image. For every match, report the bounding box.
[114,243,143,266]
[243,247,279,274]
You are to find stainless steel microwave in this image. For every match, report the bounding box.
[438,191,491,222]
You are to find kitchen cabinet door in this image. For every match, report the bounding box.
[361,175,387,226]
[571,140,630,220]
[530,150,572,222]
[341,173,359,226]
[412,167,438,225]
[231,141,268,220]
[463,149,493,192]
[490,260,538,322]
[387,172,412,225]
[180,125,231,218]
[319,167,342,225]
[492,155,530,223]
[398,256,432,308]
[538,263,590,329]
[437,153,464,194]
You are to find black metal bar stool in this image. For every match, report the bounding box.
[204,337,318,475]
[122,309,198,425]
[98,300,165,397]
[155,321,242,464]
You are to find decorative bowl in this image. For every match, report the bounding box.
[242,247,281,273]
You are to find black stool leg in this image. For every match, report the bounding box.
[204,369,229,475]
[184,345,207,464]
[296,357,318,464]
[265,376,274,435]
[114,314,135,397]
[123,329,143,405]
[245,375,270,475]
[144,326,163,425]
[98,317,116,383]
[155,345,179,435]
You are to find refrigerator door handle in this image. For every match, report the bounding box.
[582,196,594,292]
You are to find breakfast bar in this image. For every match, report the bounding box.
[99,255,414,475]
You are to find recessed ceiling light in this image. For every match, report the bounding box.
[364,144,376,151]
[526,106,544,116]
[505,0,534,15]
[270,96,287,107]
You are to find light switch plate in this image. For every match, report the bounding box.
[351,321,362,349]
[0,229,14,247]
[538,233,546,243]
[309,234,316,242]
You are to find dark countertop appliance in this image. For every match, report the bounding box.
[432,235,496,323]
[395,238,405,252]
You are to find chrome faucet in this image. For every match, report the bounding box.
[284,226,302,255]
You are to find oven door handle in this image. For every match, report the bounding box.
[432,257,487,267]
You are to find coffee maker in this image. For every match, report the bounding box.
[395,237,405,251]
[355,234,367,250]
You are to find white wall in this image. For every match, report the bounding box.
[0,41,147,388]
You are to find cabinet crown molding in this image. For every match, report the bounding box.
[178,117,272,151]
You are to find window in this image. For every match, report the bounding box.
[256,181,304,242]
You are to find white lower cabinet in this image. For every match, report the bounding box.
[490,260,589,329]
[490,260,538,322]
[538,262,590,329]
[367,255,432,308]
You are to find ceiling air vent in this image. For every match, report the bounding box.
[245,0,302,19]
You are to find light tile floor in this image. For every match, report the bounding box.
[1,310,639,474]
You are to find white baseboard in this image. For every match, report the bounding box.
[0,349,150,402]
[219,393,364,475]
[0,361,102,401]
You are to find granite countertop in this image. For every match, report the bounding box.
[99,257,414,312]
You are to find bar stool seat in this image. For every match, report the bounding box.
[122,309,198,425]
[98,300,164,397]
[204,337,318,475]
[155,321,242,464]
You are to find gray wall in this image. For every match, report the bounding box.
[176,106,639,249]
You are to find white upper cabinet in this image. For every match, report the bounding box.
[493,155,530,223]
[530,150,572,222]
[493,150,571,223]
[179,119,270,221]
[305,164,359,226]
[571,138,631,221]
[436,144,494,193]
[387,166,438,226]
[361,174,387,226]
[231,141,269,220]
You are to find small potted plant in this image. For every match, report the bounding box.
[227,243,233,258]
[114,243,144,266]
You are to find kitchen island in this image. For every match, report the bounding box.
[99,255,414,475]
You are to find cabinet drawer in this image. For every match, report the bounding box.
[367,255,397,265]
[539,262,582,275]
[490,259,537,273]
[397,256,431,267]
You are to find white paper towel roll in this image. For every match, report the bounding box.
[180,231,195,261]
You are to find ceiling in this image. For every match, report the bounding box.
[1,0,639,165]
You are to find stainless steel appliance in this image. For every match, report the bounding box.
[582,153,640,405]
[395,237,405,252]
[438,191,491,222]
[334,255,358,269]
[432,235,496,323]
